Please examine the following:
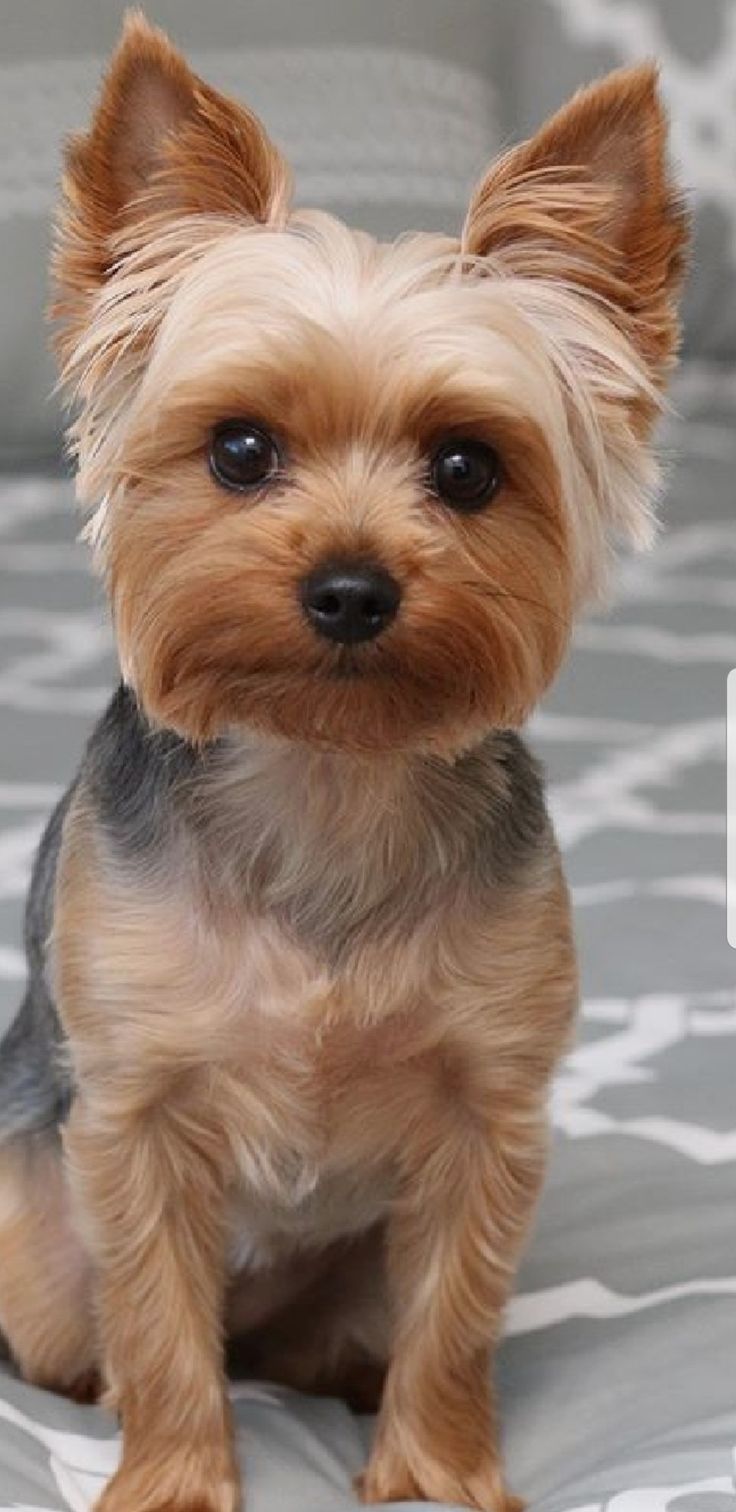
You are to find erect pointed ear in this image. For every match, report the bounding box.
[462,65,688,380]
[53,10,291,335]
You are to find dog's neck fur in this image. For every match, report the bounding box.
[192,732,555,964]
[86,688,553,966]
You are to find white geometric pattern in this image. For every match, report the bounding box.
[553,992,736,1161]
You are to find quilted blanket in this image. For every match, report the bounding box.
[0,366,733,1509]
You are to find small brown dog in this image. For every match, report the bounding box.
[0,13,686,1511]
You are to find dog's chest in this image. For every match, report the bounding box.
[212,916,435,1267]
[225,1139,394,1273]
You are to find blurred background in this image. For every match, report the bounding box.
[0,4,734,1510]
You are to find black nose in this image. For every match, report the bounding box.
[301,562,401,645]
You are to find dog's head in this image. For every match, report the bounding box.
[53,12,687,753]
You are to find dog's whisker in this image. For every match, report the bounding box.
[462,580,572,632]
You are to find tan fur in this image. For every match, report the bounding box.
[462,64,687,394]
[0,14,685,1512]
[63,211,660,750]
[52,9,290,367]
[49,787,575,1512]
[0,1139,96,1396]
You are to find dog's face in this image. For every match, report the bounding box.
[53,14,686,753]
[74,225,582,754]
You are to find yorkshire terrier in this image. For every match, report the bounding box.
[0,13,686,1511]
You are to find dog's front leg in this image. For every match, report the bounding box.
[65,1088,239,1512]
[359,1083,546,1512]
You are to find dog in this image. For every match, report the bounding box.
[0,13,686,1511]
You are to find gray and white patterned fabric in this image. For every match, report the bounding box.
[1,0,736,459]
[0,368,734,1507]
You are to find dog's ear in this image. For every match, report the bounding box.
[462,65,688,380]
[53,10,290,322]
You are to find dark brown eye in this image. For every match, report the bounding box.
[430,438,502,512]
[209,422,281,492]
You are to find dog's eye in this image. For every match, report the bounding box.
[209,422,281,492]
[430,438,502,513]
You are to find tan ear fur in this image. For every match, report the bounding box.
[462,65,688,381]
[52,9,291,356]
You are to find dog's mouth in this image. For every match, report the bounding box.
[139,606,487,753]
[325,649,372,680]
[151,646,462,752]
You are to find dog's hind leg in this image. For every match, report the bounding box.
[0,1135,98,1397]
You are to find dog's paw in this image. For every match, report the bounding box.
[97,1499,235,1512]
[97,1501,234,1512]
[20,1363,103,1406]
[95,1484,239,1512]
[65,1367,104,1406]
[356,1445,522,1512]
[94,1456,240,1512]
